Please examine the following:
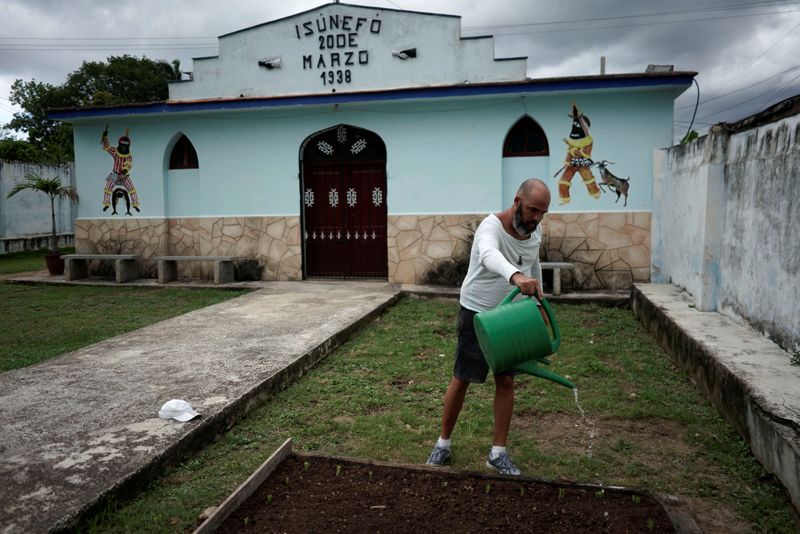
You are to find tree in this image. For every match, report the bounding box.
[6,55,180,161]
[62,55,176,107]
[681,130,699,144]
[171,59,183,81]
[6,171,79,252]
[0,139,45,163]
[6,79,71,159]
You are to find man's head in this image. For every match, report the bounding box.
[512,178,550,237]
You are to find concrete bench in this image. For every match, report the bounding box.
[155,256,235,284]
[541,262,574,296]
[63,254,138,283]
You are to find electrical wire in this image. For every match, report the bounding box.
[464,1,800,32]
[0,36,216,41]
[696,17,800,99]
[675,64,800,110]
[1,1,797,48]
[675,119,715,126]
[381,0,404,10]
[681,79,701,141]
[696,70,800,120]
[463,9,800,37]
[0,45,218,52]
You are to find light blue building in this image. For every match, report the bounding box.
[51,2,694,287]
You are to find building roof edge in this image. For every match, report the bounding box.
[49,71,697,120]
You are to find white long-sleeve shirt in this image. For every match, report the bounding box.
[459,214,543,312]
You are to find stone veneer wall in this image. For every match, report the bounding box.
[75,218,168,278]
[388,212,650,290]
[541,212,651,290]
[75,217,302,280]
[76,212,649,288]
[388,215,483,284]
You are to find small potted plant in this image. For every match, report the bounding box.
[6,171,79,275]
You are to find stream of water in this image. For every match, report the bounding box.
[573,388,597,458]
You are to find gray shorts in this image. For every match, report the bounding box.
[453,306,514,384]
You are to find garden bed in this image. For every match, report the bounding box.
[197,440,697,533]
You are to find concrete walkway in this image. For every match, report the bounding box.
[0,281,400,533]
[0,269,47,281]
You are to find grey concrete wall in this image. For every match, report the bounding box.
[0,160,76,244]
[653,118,800,354]
[651,137,711,298]
[721,120,800,353]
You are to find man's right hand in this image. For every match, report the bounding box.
[510,272,543,299]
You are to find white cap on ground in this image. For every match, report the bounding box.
[158,399,200,422]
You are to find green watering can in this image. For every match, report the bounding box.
[473,288,575,389]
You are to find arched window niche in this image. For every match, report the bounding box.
[503,115,549,157]
[164,132,200,217]
[501,116,550,206]
[168,134,199,169]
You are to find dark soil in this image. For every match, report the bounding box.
[216,454,675,533]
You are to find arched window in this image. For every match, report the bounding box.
[503,116,549,157]
[168,135,199,169]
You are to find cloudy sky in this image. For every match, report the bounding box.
[2,0,800,142]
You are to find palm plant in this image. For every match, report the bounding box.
[6,171,79,253]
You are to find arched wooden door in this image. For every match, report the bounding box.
[300,125,387,278]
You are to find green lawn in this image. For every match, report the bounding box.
[80,297,796,533]
[0,283,248,372]
[0,247,74,275]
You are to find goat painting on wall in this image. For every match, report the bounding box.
[594,160,631,207]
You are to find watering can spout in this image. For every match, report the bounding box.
[512,359,575,389]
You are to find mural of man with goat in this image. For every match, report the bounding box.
[555,101,602,205]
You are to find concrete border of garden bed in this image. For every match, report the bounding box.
[194,438,701,533]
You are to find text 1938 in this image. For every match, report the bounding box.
[320,69,352,85]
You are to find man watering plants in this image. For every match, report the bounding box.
[426,178,550,476]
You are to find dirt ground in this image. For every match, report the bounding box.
[515,411,753,534]
[215,455,677,533]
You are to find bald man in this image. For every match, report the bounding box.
[426,178,550,476]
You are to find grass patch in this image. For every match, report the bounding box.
[0,247,75,275]
[0,283,248,372]
[80,298,796,532]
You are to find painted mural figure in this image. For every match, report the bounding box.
[594,160,630,207]
[101,126,140,215]
[555,102,602,205]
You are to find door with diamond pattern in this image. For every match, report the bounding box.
[301,125,387,278]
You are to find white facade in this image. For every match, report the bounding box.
[169,4,527,101]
